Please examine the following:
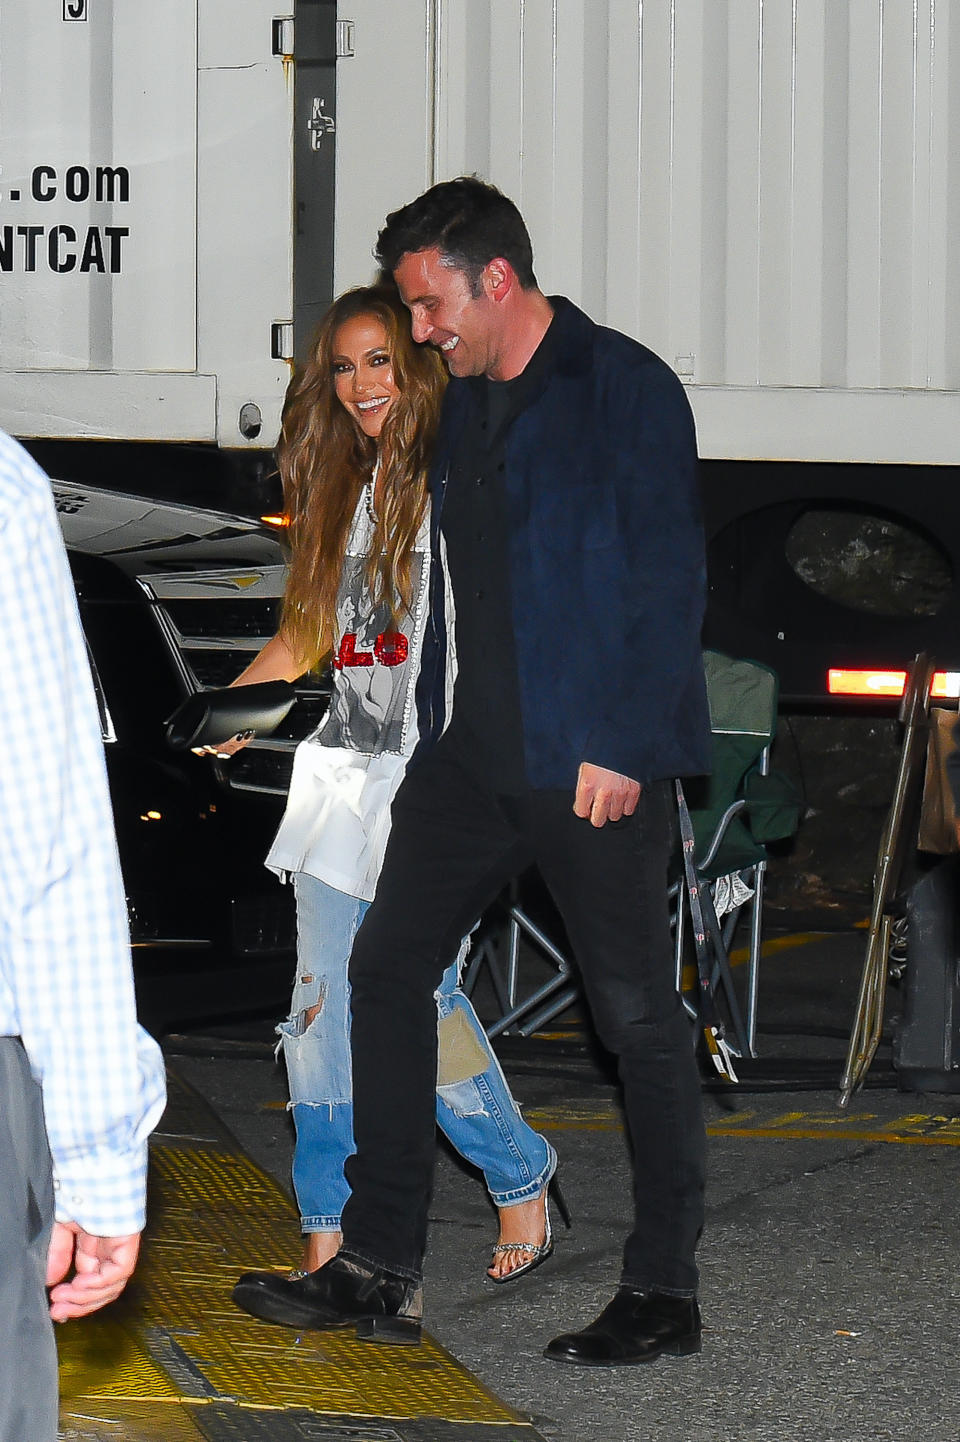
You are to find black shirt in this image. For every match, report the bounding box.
[439,315,558,792]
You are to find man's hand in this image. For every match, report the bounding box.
[574,763,642,828]
[46,1221,142,1322]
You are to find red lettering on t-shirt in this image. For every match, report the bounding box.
[333,633,373,669]
[333,631,408,669]
[374,631,408,667]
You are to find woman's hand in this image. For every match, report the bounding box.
[191,630,306,760]
[192,729,255,760]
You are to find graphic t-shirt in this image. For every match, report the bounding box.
[265,487,442,900]
[315,549,422,757]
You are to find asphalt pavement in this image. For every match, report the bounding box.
[166,929,960,1442]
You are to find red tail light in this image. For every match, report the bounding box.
[827,669,959,699]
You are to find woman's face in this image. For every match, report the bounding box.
[330,313,401,439]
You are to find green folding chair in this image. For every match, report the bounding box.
[673,651,800,1061]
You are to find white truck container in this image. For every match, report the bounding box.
[330,0,960,712]
[0,0,336,450]
[3,3,953,917]
[2,0,953,471]
[335,0,957,469]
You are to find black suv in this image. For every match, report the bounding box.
[55,480,328,1034]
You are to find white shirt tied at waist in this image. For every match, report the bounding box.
[0,432,166,1237]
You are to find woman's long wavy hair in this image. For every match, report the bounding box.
[278,285,447,671]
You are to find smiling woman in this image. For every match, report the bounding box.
[277,286,445,671]
[331,314,401,440]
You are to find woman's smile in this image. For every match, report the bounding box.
[331,314,401,437]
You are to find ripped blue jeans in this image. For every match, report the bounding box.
[279,872,555,1232]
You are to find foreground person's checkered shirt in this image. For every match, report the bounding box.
[0,431,165,1235]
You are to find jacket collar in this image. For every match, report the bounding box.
[431,294,596,483]
[546,295,596,379]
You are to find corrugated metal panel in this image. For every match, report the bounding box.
[337,0,957,462]
[431,0,956,387]
[0,1,294,447]
[333,0,437,297]
[196,0,294,447]
[0,1,198,375]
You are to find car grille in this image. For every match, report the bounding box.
[161,598,280,639]
[186,650,257,689]
[142,565,330,794]
[227,746,297,794]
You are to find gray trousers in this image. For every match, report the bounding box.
[0,1036,57,1442]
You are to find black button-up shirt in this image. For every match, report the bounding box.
[439,315,557,792]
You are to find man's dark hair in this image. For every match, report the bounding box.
[375,176,537,295]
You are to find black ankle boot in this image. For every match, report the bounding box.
[544,1288,701,1366]
[233,1249,423,1344]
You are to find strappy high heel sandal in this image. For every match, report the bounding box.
[487,1173,572,1285]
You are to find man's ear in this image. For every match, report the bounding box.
[483,257,515,303]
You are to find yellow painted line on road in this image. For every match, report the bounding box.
[709,1109,960,1146]
[729,931,826,967]
[526,1102,960,1146]
[525,1103,622,1133]
[680,930,825,989]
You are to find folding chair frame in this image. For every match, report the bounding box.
[462,882,579,1038]
[672,740,772,1058]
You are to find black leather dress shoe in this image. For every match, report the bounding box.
[544,1287,701,1366]
[232,1250,422,1344]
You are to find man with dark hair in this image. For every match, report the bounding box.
[374,174,538,293]
[236,176,711,1366]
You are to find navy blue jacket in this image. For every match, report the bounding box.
[417,296,711,790]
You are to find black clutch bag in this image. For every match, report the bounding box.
[164,680,297,751]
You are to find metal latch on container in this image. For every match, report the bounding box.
[271,323,294,362]
[308,99,335,150]
[337,20,355,57]
[272,16,294,57]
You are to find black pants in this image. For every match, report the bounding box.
[342,748,705,1295]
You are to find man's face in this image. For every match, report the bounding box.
[394,247,497,378]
